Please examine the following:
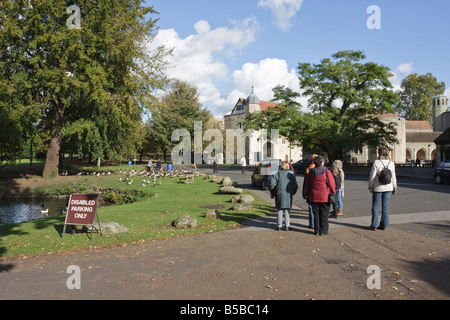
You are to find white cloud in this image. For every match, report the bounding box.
[445,87,450,100]
[397,62,414,75]
[258,0,304,31]
[148,18,260,110]
[210,58,303,116]
[390,62,415,92]
[148,18,306,117]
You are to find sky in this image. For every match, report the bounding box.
[146,0,450,118]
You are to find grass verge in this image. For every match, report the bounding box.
[0,173,271,260]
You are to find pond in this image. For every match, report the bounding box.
[0,197,68,226]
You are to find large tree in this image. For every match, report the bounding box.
[297,50,400,161]
[395,73,446,122]
[145,80,211,162]
[0,0,168,177]
[244,85,306,157]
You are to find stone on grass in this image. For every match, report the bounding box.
[231,195,254,204]
[205,209,221,219]
[230,203,251,211]
[210,175,224,183]
[218,186,243,194]
[221,177,232,186]
[172,215,198,229]
[93,221,128,235]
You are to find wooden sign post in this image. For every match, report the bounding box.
[62,193,102,239]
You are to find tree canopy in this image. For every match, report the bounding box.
[145,80,211,162]
[245,50,400,162]
[395,73,446,122]
[0,0,169,177]
[297,50,400,161]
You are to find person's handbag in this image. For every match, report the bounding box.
[270,172,281,197]
[328,192,337,206]
[325,170,337,205]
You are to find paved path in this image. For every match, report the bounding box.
[1,170,449,304]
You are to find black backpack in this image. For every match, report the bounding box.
[378,160,392,184]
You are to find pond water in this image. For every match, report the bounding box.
[0,198,68,226]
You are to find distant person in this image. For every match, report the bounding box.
[156,159,162,172]
[270,162,298,231]
[305,156,335,236]
[147,158,153,171]
[302,154,317,229]
[213,157,219,175]
[329,160,345,218]
[368,147,397,231]
[240,156,246,174]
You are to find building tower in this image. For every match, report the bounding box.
[432,94,449,132]
[247,86,261,114]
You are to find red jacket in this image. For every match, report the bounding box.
[305,167,335,203]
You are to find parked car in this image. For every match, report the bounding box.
[292,159,310,174]
[251,159,282,190]
[434,160,450,184]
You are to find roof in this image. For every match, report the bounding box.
[434,128,450,143]
[247,87,260,104]
[230,98,278,114]
[406,121,433,131]
[260,101,278,112]
[406,132,442,143]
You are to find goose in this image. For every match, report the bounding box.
[41,209,49,216]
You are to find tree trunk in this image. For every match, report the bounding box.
[43,94,64,179]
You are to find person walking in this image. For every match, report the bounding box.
[213,156,219,175]
[305,156,335,236]
[156,159,162,172]
[269,162,298,231]
[302,154,317,229]
[329,160,345,218]
[368,147,397,230]
[240,156,247,174]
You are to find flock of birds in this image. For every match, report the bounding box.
[66,167,197,188]
[38,167,198,217]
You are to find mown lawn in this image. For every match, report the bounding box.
[0,172,271,259]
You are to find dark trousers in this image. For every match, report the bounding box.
[311,202,330,235]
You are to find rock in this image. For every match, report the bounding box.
[210,175,223,183]
[172,215,198,229]
[92,221,128,235]
[218,186,243,194]
[222,177,232,186]
[230,203,251,211]
[205,209,220,219]
[231,195,255,204]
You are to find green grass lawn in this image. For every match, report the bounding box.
[0,173,271,259]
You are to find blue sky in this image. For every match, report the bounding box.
[147,0,450,117]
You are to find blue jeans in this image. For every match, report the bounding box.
[371,191,391,228]
[308,205,314,228]
[337,189,343,209]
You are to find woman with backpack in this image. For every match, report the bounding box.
[269,162,298,231]
[368,147,397,230]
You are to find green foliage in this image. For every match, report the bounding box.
[395,73,446,122]
[297,50,400,160]
[145,80,211,161]
[0,0,169,174]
